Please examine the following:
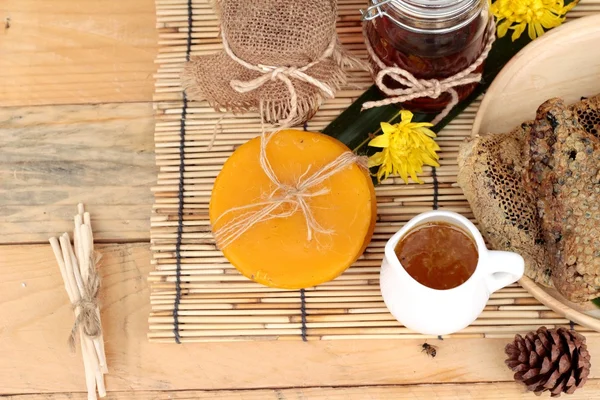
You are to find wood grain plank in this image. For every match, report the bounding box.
[0,103,156,243]
[4,381,600,399]
[0,0,156,107]
[1,244,599,394]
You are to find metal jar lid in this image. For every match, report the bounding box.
[360,0,484,34]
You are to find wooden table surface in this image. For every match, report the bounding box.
[1,1,599,399]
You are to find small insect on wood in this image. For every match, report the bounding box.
[421,342,438,358]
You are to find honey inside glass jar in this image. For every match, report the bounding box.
[362,0,490,112]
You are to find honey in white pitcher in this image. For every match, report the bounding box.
[394,222,478,290]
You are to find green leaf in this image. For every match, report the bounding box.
[321,86,401,154]
[321,7,577,152]
[592,297,600,308]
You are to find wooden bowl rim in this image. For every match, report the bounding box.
[472,13,600,138]
[519,276,600,331]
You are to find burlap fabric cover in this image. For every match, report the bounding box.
[182,0,364,125]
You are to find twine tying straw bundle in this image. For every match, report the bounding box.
[50,204,107,400]
[68,260,101,351]
[362,18,497,125]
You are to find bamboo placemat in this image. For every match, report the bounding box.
[149,0,600,343]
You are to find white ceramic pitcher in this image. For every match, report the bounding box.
[380,210,525,335]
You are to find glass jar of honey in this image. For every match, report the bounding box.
[362,0,491,112]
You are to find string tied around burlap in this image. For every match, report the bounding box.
[68,253,102,351]
[222,33,339,126]
[213,106,368,250]
[362,18,496,126]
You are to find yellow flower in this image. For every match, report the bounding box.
[368,110,440,184]
[491,0,577,41]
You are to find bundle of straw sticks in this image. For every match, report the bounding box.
[49,204,108,400]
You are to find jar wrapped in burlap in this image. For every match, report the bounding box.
[182,0,366,126]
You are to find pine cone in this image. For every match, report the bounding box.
[505,327,591,397]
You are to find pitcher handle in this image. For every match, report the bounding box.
[485,251,525,294]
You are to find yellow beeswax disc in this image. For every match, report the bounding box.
[210,129,377,289]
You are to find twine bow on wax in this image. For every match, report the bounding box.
[362,19,497,125]
[69,254,102,351]
[213,120,368,250]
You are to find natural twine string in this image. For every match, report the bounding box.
[362,18,496,125]
[208,114,225,152]
[213,106,368,250]
[69,253,102,351]
[221,33,338,126]
[212,32,367,150]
